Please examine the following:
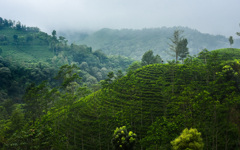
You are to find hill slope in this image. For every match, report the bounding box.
[0,18,133,103]
[10,49,239,149]
[0,27,53,62]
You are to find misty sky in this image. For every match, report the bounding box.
[0,0,239,37]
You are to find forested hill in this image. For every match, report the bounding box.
[1,17,240,149]
[60,27,240,60]
[0,18,133,103]
[4,48,239,149]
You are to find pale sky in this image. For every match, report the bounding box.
[0,0,239,37]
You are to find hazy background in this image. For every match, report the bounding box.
[0,0,239,37]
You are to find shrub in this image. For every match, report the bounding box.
[171,128,204,150]
[112,126,137,150]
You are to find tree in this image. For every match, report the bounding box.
[198,48,209,64]
[115,70,123,80]
[101,71,115,87]
[141,50,162,66]
[169,30,189,62]
[26,34,34,43]
[171,128,204,150]
[13,35,18,42]
[141,117,178,149]
[54,64,81,90]
[112,126,137,150]
[155,54,162,64]
[229,36,234,47]
[0,17,3,29]
[23,82,49,123]
[15,21,22,30]
[59,36,68,46]
[9,105,25,132]
[236,23,240,36]
[178,38,189,62]
[127,61,141,73]
[52,30,56,37]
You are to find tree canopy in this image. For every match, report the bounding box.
[171,128,204,150]
[141,50,162,66]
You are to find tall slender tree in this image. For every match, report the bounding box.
[229,36,234,48]
[168,30,189,62]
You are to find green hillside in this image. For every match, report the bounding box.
[1,18,240,149]
[211,48,240,60]
[4,50,239,149]
[0,18,133,104]
[60,27,240,60]
[0,27,53,62]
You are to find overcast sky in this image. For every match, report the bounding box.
[0,0,239,37]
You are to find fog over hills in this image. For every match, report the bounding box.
[1,0,239,38]
[59,26,240,60]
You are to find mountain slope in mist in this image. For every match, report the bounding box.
[60,27,240,60]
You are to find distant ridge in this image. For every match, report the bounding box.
[60,26,240,60]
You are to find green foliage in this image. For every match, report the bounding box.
[171,128,204,150]
[55,64,81,89]
[178,38,189,61]
[23,82,50,123]
[115,70,124,80]
[1,17,240,150]
[210,48,240,60]
[5,124,58,150]
[141,117,179,150]
[127,61,141,73]
[112,126,137,150]
[0,18,133,106]
[141,50,162,66]
[2,51,239,149]
[198,48,209,64]
[9,105,25,132]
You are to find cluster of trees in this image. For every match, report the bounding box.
[128,30,189,73]
[0,17,40,32]
[0,56,59,104]
[0,64,92,149]
[127,49,162,73]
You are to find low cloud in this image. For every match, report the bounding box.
[1,0,239,37]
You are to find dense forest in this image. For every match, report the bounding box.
[0,17,240,150]
[59,27,240,60]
